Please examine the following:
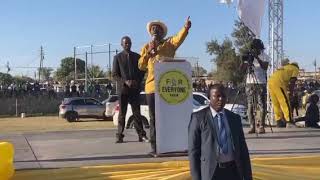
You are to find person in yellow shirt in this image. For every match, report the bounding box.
[267,63,300,128]
[138,17,191,155]
[302,90,311,110]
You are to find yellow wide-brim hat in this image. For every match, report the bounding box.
[146,20,167,38]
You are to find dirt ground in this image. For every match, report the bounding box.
[0,116,115,134]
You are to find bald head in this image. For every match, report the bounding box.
[121,36,132,52]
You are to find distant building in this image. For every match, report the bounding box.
[299,69,319,80]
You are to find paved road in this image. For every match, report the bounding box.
[1,127,320,170]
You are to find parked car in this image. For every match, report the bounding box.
[112,91,248,127]
[193,92,210,112]
[59,97,106,122]
[102,95,119,117]
[113,92,150,128]
[192,91,248,123]
[113,92,209,127]
[224,104,248,124]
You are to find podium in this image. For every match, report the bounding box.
[154,59,193,154]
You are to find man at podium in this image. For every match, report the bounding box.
[138,17,191,155]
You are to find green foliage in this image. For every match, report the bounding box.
[206,20,256,85]
[231,20,255,54]
[206,38,244,84]
[0,73,13,86]
[88,65,105,79]
[54,57,85,83]
[38,67,53,81]
[0,73,34,86]
[13,75,33,84]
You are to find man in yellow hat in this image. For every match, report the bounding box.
[268,63,300,128]
[138,17,191,155]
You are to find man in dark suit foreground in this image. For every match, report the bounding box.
[188,84,252,180]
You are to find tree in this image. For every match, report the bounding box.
[206,19,259,84]
[0,72,13,86]
[38,67,53,81]
[88,65,105,79]
[206,38,244,84]
[231,20,255,54]
[54,57,85,83]
[13,75,34,85]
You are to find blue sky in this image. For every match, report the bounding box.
[0,0,319,77]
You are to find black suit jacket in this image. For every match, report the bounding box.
[188,107,252,180]
[112,51,145,94]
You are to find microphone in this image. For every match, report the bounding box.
[150,35,157,55]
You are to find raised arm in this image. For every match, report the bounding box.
[169,16,191,49]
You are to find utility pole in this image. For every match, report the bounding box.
[108,43,111,80]
[314,59,317,79]
[39,46,44,82]
[91,45,93,69]
[196,61,200,78]
[74,47,76,81]
[6,61,10,74]
[85,52,88,92]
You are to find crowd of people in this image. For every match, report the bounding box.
[0,81,55,98]
[1,15,319,180]
[0,80,114,100]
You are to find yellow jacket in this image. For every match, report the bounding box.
[268,64,299,87]
[302,93,311,107]
[138,27,189,94]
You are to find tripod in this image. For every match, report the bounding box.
[231,64,273,136]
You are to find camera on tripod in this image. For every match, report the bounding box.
[240,38,265,74]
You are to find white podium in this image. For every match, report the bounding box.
[154,59,193,154]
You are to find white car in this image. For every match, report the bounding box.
[113,92,209,127]
[192,92,248,123]
[192,92,210,112]
[102,95,119,117]
[112,91,248,127]
[224,104,248,125]
[113,92,150,127]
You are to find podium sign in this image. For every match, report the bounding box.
[154,59,192,154]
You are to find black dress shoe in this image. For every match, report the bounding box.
[258,127,266,134]
[248,128,255,134]
[115,138,124,143]
[139,136,150,143]
[276,120,286,128]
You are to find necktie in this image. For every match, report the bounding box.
[127,53,133,79]
[217,112,228,154]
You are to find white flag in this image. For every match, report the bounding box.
[219,0,233,4]
[237,0,265,37]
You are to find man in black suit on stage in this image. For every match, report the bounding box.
[188,84,252,180]
[112,36,149,143]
